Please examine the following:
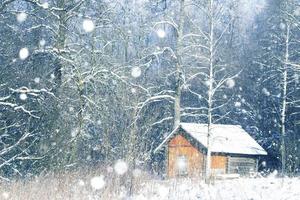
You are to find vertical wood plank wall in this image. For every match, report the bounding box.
[168,135,204,178]
[168,134,227,178]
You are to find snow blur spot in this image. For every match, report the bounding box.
[176,157,187,172]
[83,19,95,33]
[39,39,46,47]
[131,66,142,78]
[262,88,270,96]
[107,166,113,173]
[114,160,128,175]
[2,192,9,199]
[69,106,74,112]
[280,22,286,30]
[131,88,137,94]
[78,179,85,186]
[226,78,235,88]
[50,73,55,79]
[132,168,142,178]
[86,155,91,160]
[71,129,78,138]
[34,77,40,84]
[234,102,241,107]
[156,29,166,38]
[42,2,49,9]
[19,93,27,101]
[204,80,210,87]
[294,7,300,16]
[17,12,27,23]
[90,176,105,190]
[19,48,29,60]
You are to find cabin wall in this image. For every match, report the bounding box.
[227,156,257,175]
[167,134,259,178]
[211,155,227,175]
[168,135,204,178]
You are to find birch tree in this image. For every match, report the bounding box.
[179,0,240,182]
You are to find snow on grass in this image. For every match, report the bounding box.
[133,177,300,200]
[0,171,299,200]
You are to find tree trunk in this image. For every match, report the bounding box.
[281,22,290,175]
[174,0,185,128]
[205,0,214,184]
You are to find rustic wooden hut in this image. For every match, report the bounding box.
[154,123,267,178]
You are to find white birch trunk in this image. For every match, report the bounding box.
[205,0,214,184]
[281,23,290,175]
[174,0,185,128]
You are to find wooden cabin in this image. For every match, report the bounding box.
[154,123,267,178]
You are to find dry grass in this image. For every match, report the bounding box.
[0,167,152,200]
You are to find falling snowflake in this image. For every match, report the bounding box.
[294,7,300,16]
[131,88,137,94]
[42,2,49,9]
[78,179,85,186]
[133,168,142,178]
[226,78,235,88]
[156,29,166,38]
[69,107,74,112]
[204,80,210,87]
[17,12,27,23]
[107,166,114,173]
[50,73,55,79]
[176,157,187,171]
[234,102,241,107]
[19,93,27,101]
[90,176,105,190]
[2,192,9,199]
[262,88,270,96]
[71,129,78,138]
[34,77,40,83]
[131,66,142,78]
[83,19,95,33]
[19,48,29,60]
[114,160,128,175]
[279,22,286,30]
[39,39,46,47]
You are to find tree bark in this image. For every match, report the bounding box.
[174,0,185,128]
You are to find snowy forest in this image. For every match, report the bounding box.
[0,0,300,199]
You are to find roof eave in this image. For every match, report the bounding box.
[153,125,181,154]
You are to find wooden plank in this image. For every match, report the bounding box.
[168,135,204,178]
[211,155,227,169]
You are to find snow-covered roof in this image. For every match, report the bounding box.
[154,123,267,155]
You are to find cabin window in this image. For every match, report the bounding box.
[176,155,188,176]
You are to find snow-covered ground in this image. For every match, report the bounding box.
[1,173,299,200]
[133,177,300,200]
